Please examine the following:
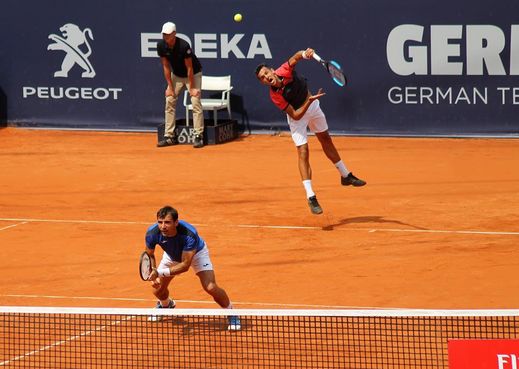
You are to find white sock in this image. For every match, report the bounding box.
[302,180,315,198]
[334,160,350,178]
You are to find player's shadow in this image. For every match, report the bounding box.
[322,215,427,231]
[159,316,249,333]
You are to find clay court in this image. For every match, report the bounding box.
[0,127,518,310]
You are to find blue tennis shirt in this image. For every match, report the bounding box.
[145,220,205,262]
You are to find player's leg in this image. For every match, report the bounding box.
[309,102,366,187]
[191,246,231,307]
[296,143,312,181]
[148,276,175,322]
[307,100,340,163]
[152,252,177,309]
[193,246,241,330]
[197,271,241,330]
[287,105,323,214]
[197,270,232,307]
[287,114,311,181]
[151,276,175,307]
[315,130,340,163]
[288,107,322,214]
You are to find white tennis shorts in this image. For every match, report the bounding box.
[287,99,328,147]
[158,245,213,274]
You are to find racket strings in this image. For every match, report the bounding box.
[139,253,153,280]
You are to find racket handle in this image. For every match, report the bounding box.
[312,52,322,62]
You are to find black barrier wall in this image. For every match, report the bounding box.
[1,0,518,136]
[0,87,6,127]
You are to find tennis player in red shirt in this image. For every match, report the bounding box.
[255,48,366,215]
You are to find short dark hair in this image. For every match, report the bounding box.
[254,63,267,77]
[156,205,178,221]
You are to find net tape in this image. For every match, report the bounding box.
[1,307,518,369]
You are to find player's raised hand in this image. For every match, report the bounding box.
[302,48,314,59]
[309,88,326,102]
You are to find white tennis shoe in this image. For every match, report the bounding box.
[148,299,176,322]
[227,315,241,331]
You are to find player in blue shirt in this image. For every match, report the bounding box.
[144,205,240,330]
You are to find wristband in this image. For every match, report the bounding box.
[157,268,171,277]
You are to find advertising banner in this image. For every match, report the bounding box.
[449,339,519,369]
[0,0,518,136]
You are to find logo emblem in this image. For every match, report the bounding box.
[47,23,96,78]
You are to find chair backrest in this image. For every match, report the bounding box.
[202,75,231,91]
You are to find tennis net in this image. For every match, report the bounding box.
[1,307,518,368]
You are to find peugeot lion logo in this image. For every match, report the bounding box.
[47,23,96,78]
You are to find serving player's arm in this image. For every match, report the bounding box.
[288,48,314,67]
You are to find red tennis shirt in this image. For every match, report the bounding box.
[269,62,309,111]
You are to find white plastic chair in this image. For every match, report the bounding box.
[183,75,233,126]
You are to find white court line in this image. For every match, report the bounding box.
[0,217,517,236]
[0,217,148,225]
[361,227,519,236]
[236,223,320,230]
[0,315,134,366]
[0,221,28,231]
[0,294,403,310]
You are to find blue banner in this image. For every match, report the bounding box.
[0,0,518,136]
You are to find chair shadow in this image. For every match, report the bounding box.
[322,215,428,231]
[204,92,250,135]
[230,93,250,135]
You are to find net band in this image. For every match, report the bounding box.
[2,306,519,316]
[1,307,518,368]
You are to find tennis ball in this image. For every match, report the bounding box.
[234,13,242,22]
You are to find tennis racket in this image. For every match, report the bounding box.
[139,251,156,281]
[312,52,347,87]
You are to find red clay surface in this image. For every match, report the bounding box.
[0,127,518,310]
